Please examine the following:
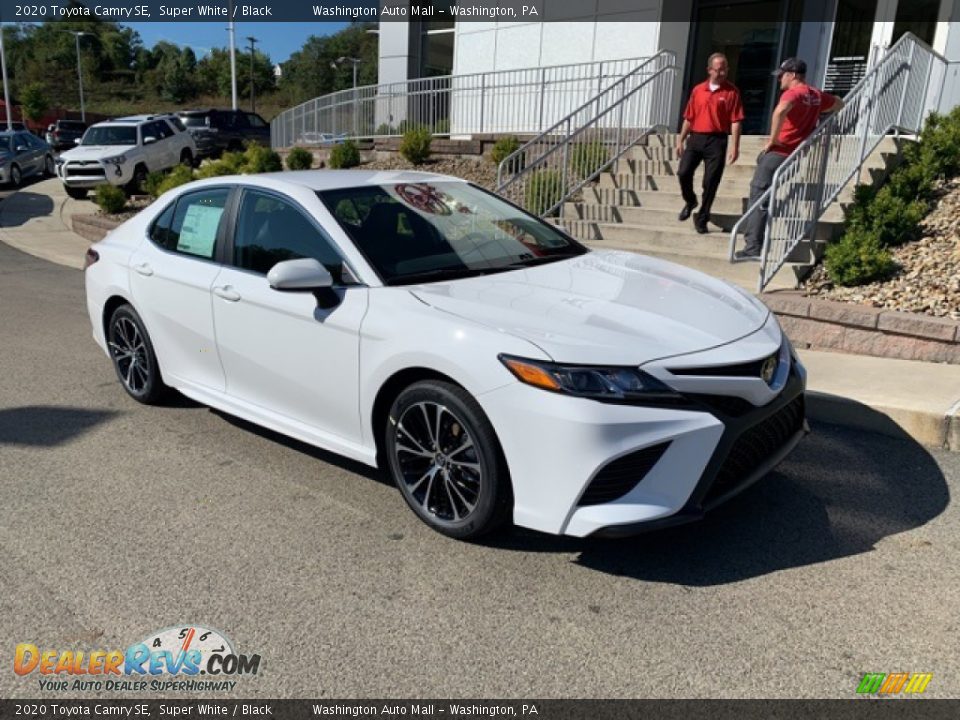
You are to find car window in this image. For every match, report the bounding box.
[26,133,44,148]
[231,113,250,129]
[153,120,174,140]
[246,114,267,128]
[13,133,29,149]
[233,190,342,277]
[83,125,137,146]
[180,114,208,128]
[168,117,187,133]
[149,188,229,260]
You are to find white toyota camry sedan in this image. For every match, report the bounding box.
[84,170,808,540]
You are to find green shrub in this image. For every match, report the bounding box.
[824,228,897,286]
[154,164,196,196]
[142,171,166,199]
[94,184,127,214]
[867,186,927,247]
[375,123,395,136]
[196,151,245,179]
[570,140,610,179]
[328,139,361,169]
[286,147,313,171]
[399,126,432,165]
[242,143,282,174]
[525,169,564,216]
[490,135,522,169]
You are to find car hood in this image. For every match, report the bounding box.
[408,250,770,365]
[60,145,136,161]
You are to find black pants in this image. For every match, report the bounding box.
[677,133,727,218]
[743,151,789,254]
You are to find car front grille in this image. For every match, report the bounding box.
[703,394,805,507]
[578,441,671,506]
[65,165,106,178]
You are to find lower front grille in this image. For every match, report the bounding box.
[579,441,670,506]
[704,395,805,507]
[66,166,106,178]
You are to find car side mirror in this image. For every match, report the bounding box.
[268,258,333,291]
[143,136,157,145]
[15,146,26,153]
[74,138,82,144]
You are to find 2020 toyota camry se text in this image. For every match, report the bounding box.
[84,170,808,540]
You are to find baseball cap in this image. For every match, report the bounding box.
[773,58,807,76]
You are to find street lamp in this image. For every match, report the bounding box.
[246,36,258,113]
[330,56,361,137]
[55,29,93,122]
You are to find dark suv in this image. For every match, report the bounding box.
[45,120,88,151]
[176,109,270,159]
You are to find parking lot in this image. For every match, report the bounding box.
[1,233,959,700]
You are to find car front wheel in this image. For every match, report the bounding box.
[9,164,21,188]
[107,304,168,404]
[385,380,512,539]
[44,155,55,177]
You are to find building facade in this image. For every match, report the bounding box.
[378,0,960,134]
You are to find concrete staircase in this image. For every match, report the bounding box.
[559,134,905,291]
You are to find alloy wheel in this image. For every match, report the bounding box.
[108,315,151,396]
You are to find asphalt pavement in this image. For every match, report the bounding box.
[1,238,959,699]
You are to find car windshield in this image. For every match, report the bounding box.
[82,126,138,146]
[180,114,208,128]
[319,182,587,285]
[59,121,85,131]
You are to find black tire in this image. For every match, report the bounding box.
[180,148,194,167]
[385,380,512,539]
[64,185,88,200]
[9,163,21,188]
[125,164,148,195]
[44,154,56,177]
[106,304,169,405]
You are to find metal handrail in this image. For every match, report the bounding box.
[494,51,677,218]
[728,32,948,292]
[270,55,653,148]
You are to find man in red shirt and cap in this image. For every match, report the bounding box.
[735,57,845,261]
[675,53,744,234]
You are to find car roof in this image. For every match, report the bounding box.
[260,169,467,191]
[100,114,175,125]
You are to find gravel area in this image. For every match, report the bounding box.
[803,177,960,319]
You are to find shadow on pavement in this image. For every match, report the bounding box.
[0,188,55,227]
[485,419,949,585]
[0,405,119,447]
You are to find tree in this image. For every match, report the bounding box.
[18,82,49,122]
[279,23,377,104]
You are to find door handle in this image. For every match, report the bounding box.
[132,262,153,276]
[213,285,241,302]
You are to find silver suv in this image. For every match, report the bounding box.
[57,114,197,199]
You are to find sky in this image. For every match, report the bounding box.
[131,21,349,64]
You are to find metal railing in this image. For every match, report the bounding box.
[729,32,948,292]
[494,51,677,219]
[270,56,652,148]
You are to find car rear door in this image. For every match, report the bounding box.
[127,186,232,393]
[209,187,367,444]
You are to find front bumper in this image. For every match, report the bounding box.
[58,160,131,187]
[478,327,807,537]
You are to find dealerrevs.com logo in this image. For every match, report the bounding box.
[15,625,261,693]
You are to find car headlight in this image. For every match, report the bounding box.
[55,156,65,165]
[499,354,681,403]
[103,154,126,165]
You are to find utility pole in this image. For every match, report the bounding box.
[227,2,237,110]
[246,36,257,113]
[74,32,86,122]
[0,26,11,131]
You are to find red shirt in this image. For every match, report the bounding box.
[772,84,836,155]
[682,80,745,134]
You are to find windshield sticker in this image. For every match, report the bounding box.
[394,183,452,216]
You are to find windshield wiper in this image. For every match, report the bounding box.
[506,252,583,268]
[385,266,512,286]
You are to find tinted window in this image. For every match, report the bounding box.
[83,125,137,146]
[168,117,187,133]
[152,120,174,140]
[233,190,341,276]
[150,189,229,259]
[180,114,209,128]
[59,121,86,131]
[246,114,267,128]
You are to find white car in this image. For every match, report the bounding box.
[84,170,807,539]
[58,114,197,199]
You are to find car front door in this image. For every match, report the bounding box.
[210,187,368,444]
[15,133,41,175]
[127,187,231,393]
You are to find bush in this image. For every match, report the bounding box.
[196,151,245,179]
[328,139,361,169]
[824,228,897,286]
[490,135,522,168]
[570,140,610,179]
[525,169,564,216]
[375,123,395,136]
[142,171,166,199]
[94,184,127,214]
[242,143,282,174]
[866,187,927,247]
[399,126,432,165]
[154,164,196,197]
[286,147,313,171]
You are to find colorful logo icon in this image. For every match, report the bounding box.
[856,672,932,695]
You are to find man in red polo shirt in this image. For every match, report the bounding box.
[736,57,845,260]
[675,53,744,234]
